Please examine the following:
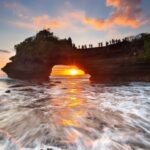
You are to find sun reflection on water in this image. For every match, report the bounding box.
[50,80,90,130]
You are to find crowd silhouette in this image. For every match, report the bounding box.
[77,38,123,50]
[77,33,150,50]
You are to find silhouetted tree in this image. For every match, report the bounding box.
[123,38,128,42]
[112,39,115,44]
[36,29,54,39]
[24,37,33,43]
[68,37,72,45]
[118,39,121,43]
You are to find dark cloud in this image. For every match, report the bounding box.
[0,49,10,53]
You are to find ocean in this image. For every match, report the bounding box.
[0,77,150,150]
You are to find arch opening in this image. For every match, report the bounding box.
[50,65,90,79]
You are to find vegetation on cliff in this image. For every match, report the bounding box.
[13,29,75,64]
[144,34,150,59]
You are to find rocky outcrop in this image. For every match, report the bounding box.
[2,30,150,82]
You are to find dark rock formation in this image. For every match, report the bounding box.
[2,30,150,83]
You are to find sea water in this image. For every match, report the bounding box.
[0,77,150,150]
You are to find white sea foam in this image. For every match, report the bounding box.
[0,78,150,150]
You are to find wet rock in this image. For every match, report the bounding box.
[36,97,49,103]
[0,134,4,141]
[10,84,26,88]
[100,122,108,129]
[62,87,68,90]
[49,83,56,86]
[18,88,34,92]
[54,81,61,84]
[5,90,11,93]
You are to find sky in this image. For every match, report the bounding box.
[0,0,150,51]
[0,50,14,76]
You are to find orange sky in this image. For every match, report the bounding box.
[0,51,15,76]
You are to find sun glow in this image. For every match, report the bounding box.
[65,68,85,76]
[69,69,78,76]
[51,65,85,76]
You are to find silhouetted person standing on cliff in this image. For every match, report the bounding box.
[68,37,72,46]
[106,42,109,46]
[98,43,101,47]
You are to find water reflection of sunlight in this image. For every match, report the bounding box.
[48,79,94,147]
[59,95,86,127]
[67,97,81,107]
[50,80,88,128]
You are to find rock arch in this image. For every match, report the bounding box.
[2,30,150,82]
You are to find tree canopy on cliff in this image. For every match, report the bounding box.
[14,29,75,61]
[144,34,150,59]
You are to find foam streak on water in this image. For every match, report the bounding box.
[0,77,150,150]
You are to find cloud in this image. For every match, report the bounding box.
[32,15,65,28]
[9,10,86,30]
[3,1,86,30]
[84,0,147,29]
[5,0,147,32]
[8,15,66,30]
[3,0,87,30]
[0,49,10,53]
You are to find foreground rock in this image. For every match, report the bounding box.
[2,30,150,83]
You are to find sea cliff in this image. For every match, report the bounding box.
[2,30,150,82]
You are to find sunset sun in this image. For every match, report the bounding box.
[69,69,79,76]
[51,65,89,77]
[65,68,85,76]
